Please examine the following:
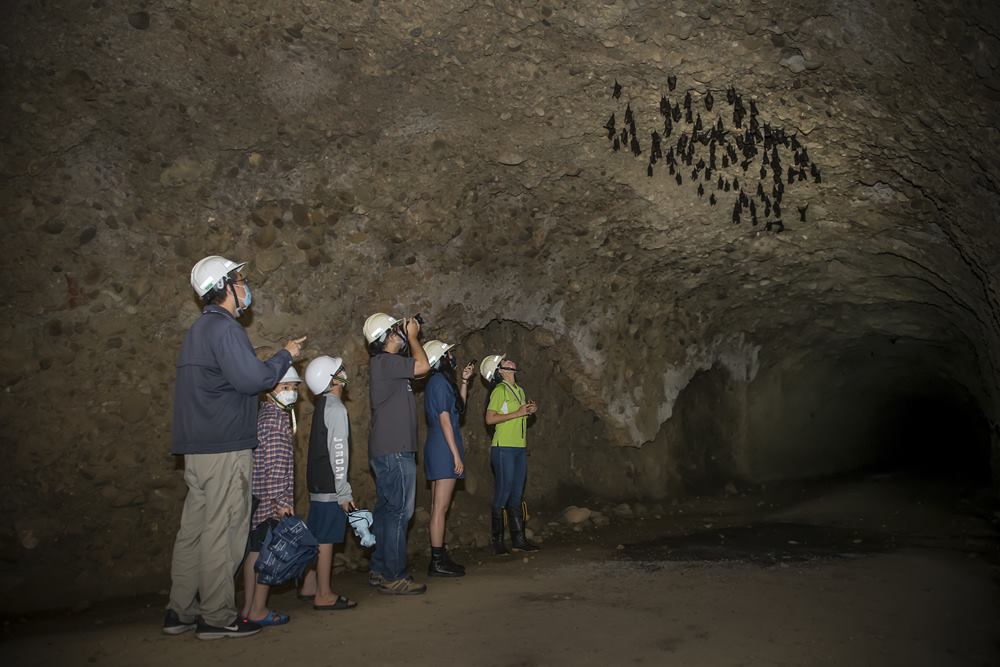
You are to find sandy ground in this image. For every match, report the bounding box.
[3,475,998,667]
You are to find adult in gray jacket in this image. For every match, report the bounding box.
[164,255,306,640]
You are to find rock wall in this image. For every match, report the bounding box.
[2,0,999,609]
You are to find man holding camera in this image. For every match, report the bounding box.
[363,313,431,595]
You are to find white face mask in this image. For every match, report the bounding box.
[275,390,298,406]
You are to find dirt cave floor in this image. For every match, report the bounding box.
[3,475,999,667]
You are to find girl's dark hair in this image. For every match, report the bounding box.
[483,374,502,413]
[432,356,466,414]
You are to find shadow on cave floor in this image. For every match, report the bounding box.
[614,471,1000,568]
[620,522,892,566]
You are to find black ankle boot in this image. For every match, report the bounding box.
[428,546,465,577]
[442,547,465,573]
[508,506,540,552]
[491,508,510,555]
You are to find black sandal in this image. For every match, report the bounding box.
[313,595,358,611]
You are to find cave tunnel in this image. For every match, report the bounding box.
[735,335,996,490]
[3,0,1000,664]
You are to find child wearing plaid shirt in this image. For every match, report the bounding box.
[239,366,301,627]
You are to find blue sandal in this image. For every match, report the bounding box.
[250,610,290,626]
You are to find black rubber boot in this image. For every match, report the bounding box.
[508,505,540,552]
[428,546,465,577]
[491,508,510,555]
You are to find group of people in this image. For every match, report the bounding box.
[163,255,540,640]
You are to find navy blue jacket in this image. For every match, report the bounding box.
[171,305,292,455]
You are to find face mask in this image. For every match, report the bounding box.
[275,390,297,406]
[242,284,252,310]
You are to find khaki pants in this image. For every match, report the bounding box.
[167,450,252,627]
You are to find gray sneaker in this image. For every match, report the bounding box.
[368,570,385,587]
[377,577,427,596]
[162,609,197,635]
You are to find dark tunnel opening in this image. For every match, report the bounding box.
[872,389,992,486]
[731,339,995,492]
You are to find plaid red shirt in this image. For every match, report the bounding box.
[251,401,295,529]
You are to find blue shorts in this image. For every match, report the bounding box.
[307,501,347,544]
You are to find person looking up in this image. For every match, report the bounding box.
[363,313,431,595]
[165,255,305,640]
[421,339,476,577]
[481,354,540,556]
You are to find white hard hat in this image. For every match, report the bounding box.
[279,366,302,384]
[363,312,401,344]
[423,339,456,368]
[190,255,247,297]
[480,353,506,382]
[305,355,344,395]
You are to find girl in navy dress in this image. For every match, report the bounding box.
[421,339,476,577]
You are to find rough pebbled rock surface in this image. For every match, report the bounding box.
[1,1,998,608]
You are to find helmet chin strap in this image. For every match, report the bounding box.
[229,281,244,318]
[269,392,297,434]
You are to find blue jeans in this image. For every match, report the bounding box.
[490,446,527,510]
[370,452,416,581]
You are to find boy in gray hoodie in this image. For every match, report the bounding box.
[298,355,358,611]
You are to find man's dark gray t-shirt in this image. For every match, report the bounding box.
[368,353,417,460]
